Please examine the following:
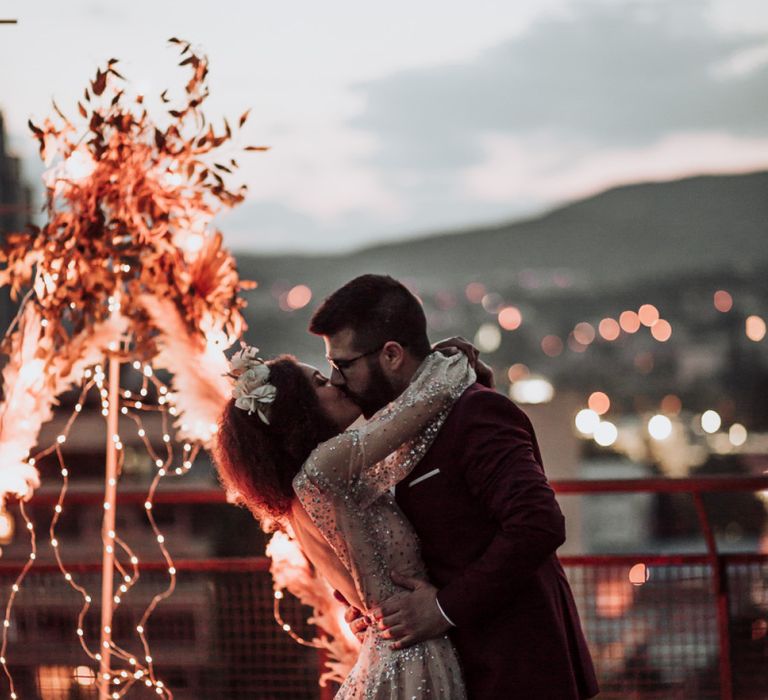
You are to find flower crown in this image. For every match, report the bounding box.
[228,345,276,425]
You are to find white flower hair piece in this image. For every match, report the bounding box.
[228,345,276,425]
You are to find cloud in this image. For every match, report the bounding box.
[351,2,768,173]
[463,130,768,204]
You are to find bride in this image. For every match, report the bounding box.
[213,345,476,699]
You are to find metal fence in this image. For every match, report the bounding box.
[3,476,767,699]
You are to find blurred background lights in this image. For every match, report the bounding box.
[573,322,595,345]
[713,290,733,312]
[651,319,672,342]
[594,421,618,447]
[575,408,601,435]
[598,318,620,341]
[74,665,96,687]
[648,414,673,441]
[464,282,486,303]
[541,334,563,357]
[509,376,554,404]
[746,315,766,342]
[660,394,682,415]
[587,391,610,415]
[498,305,522,331]
[628,563,650,586]
[481,292,503,313]
[567,333,587,353]
[638,304,660,327]
[729,423,748,447]
[506,363,530,382]
[619,310,641,333]
[285,284,312,310]
[701,410,722,434]
[474,323,502,353]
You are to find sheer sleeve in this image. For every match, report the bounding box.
[304,352,475,508]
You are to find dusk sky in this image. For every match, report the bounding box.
[1,0,767,253]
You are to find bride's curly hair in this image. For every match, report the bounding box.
[213,355,338,525]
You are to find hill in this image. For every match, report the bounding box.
[236,170,768,297]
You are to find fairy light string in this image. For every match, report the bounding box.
[0,355,217,698]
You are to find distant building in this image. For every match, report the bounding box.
[0,110,32,334]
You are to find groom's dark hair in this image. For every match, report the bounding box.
[309,274,431,359]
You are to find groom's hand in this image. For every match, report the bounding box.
[370,571,451,649]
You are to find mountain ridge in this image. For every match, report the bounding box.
[235,170,768,295]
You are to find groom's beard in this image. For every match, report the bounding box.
[346,362,399,419]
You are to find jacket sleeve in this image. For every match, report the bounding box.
[436,389,566,627]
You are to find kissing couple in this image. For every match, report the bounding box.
[213,274,599,699]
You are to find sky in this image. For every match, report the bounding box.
[1,0,767,253]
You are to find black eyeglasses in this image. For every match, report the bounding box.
[326,343,386,379]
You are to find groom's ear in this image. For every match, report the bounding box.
[380,341,406,371]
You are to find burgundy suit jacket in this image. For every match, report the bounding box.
[395,383,599,699]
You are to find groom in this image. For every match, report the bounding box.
[310,274,598,699]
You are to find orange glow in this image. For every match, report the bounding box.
[628,563,650,586]
[660,394,682,415]
[596,579,634,618]
[638,304,659,327]
[651,319,672,342]
[746,315,766,342]
[541,335,563,357]
[619,310,641,333]
[714,290,733,312]
[598,318,620,341]
[286,284,312,310]
[464,282,486,303]
[573,322,595,345]
[588,391,610,415]
[507,363,530,382]
[498,306,522,330]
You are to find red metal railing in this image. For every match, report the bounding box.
[4,475,768,699]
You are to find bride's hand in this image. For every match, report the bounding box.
[432,336,495,389]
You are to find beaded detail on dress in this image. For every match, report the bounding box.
[293,353,474,699]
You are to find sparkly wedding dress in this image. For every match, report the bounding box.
[290,352,474,700]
